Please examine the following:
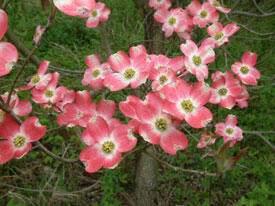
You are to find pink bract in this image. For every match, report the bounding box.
[215,114,243,147]
[0,9,8,40]
[208,0,231,13]
[0,42,18,77]
[79,116,137,173]
[187,1,219,28]
[86,2,110,28]
[0,116,46,164]
[231,51,260,85]
[33,25,45,44]
[82,54,111,91]
[180,39,215,81]
[197,132,216,148]
[149,0,171,10]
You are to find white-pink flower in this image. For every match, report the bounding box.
[33,25,45,44]
[197,132,216,149]
[208,0,231,13]
[231,51,260,85]
[86,2,110,28]
[149,0,171,10]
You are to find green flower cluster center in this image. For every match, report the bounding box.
[45,89,54,98]
[192,55,202,66]
[200,10,208,18]
[102,141,115,154]
[159,75,168,85]
[226,128,234,135]
[218,88,228,96]
[124,68,136,80]
[155,118,168,132]
[91,10,98,17]
[214,32,224,40]
[213,1,221,7]
[240,66,249,74]
[13,135,26,148]
[181,99,195,113]
[31,75,40,84]
[168,17,176,25]
[92,69,100,78]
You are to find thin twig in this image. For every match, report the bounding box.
[144,151,217,177]
[244,131,275,150]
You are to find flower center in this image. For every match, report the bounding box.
[181,99,195,113]
[6,61,15,71]
[226,128,234,135]
[192,55,202,66]
[204,135,211,143]
[92,69,100,78]
[31,75,40,84]
[91,10,98,17]
[102,141,115,154]
[124,68,136,80]
[13,135,26,148]
[155,118,168,132]
[213,1,221,7]
[159,75,168,85]
[218,88,228,96]
[168,17,176,26]
[240,66,249,74]
[45,89,54,98]
[214,32,224,40]
[200,10,208,18]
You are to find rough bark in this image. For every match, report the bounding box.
[132,1,165,206]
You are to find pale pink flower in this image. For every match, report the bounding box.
[231,51,260,85]
[0,116,46,164]
[187,1,219,28]
[79,116,137,173]
[149,0,171,10]
[154,8,191,37]
[104,45,151,91]
[0,9,8,40]
[215,114,243,147]
[31,72,67,104]
[86,2,110,28]
[33,25,45,44]
[197,132,216,148]
[180,39,215,81]
[209,71,243,109]
[163,80,212,128]
[0,42,18,77]
[82,54,111,91]
[208,0,231,13]
[1,92,32,117]
[205,22,239,48]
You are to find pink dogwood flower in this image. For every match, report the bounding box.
[0,42,18,77]
[0,9,8,40]
[154,8,191,37]
[79,116,137,173]
[215,114,243,147]
[180,39,215,81]
[187,1,219,28]
[235,85,249,109]
[209,71,243,109]
[55,89,75,112]
[231,51,260,85]
[31,72,67,104]
[149,0,171,10]
[17,60,52,91]
[197,132,216,148]
[131,93,188,154]
[82,54,111,91]
[1,92,32,117]
[163,80,213,128]
[208,0,231,13]
[0,116,46,164]
[205,22,240,48]
[53,0,96,17]
[33,25,45,44]
[104,45,151,91]
[86,2,110,28]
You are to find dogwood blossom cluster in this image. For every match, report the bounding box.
[0,1,261,176]
[53,0,110,28]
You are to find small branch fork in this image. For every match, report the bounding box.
[144,150,218,177]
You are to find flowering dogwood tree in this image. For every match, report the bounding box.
[0,0,272,205]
